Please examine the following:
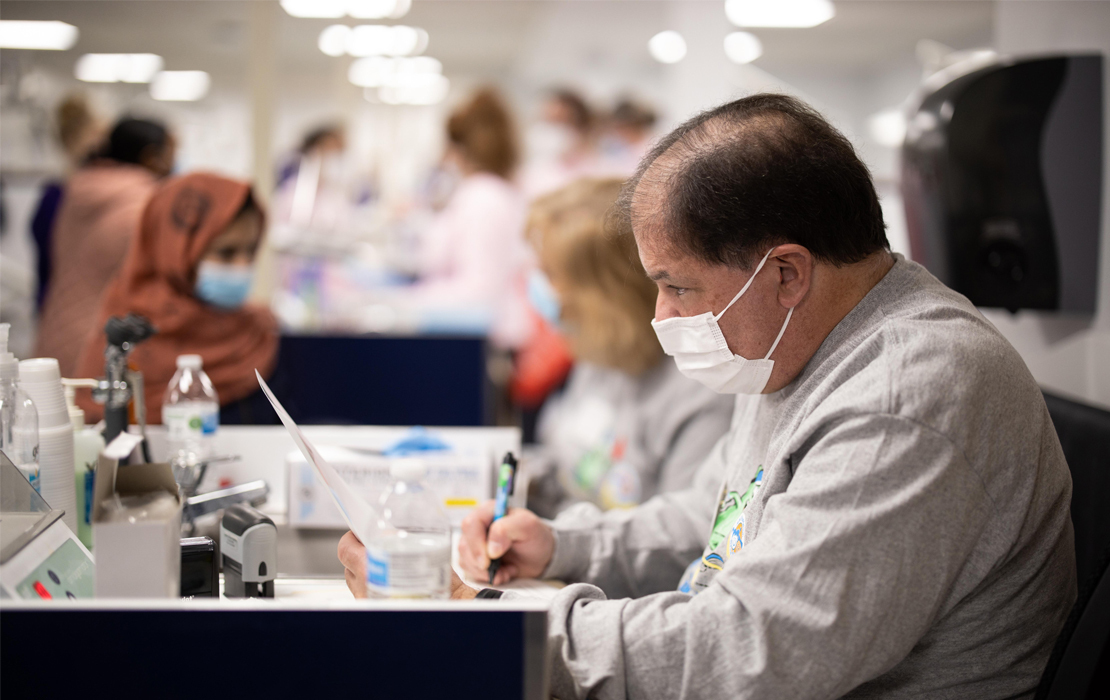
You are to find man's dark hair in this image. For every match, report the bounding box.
[619,93,888,269]
[103,117,169,165]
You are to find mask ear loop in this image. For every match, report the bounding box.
[763,306,793,360]
[713,247,777,322]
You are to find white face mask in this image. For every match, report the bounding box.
[527,122,577,162]
[651,248,793,395]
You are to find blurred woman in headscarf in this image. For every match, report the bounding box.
[35,116,175,376]
[76,173,279,424]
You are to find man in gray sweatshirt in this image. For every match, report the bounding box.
[340,94,1076,699]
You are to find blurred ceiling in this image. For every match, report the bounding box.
[0,0,995,84]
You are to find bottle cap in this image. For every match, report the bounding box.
[0,323,17,383]
[390,458,427,482]
[176,354,203,370]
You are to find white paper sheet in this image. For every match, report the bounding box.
[255,370,378,544]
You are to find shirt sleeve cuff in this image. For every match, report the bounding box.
[540,520,595,582]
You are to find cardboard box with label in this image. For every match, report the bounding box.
[91,433,182,598]
[287,445,492,529]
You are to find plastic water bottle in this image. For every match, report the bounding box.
[365,459,452,599]
[162,354,219,489]
[0,324,39,490]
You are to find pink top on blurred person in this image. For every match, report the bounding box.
[35,117,175,375]
[411,88,531,348]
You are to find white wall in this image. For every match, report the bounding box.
[981,0,1110,410]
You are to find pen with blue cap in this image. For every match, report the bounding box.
[487,452,518,585]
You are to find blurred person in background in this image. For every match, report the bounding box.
[75,173,279,425]
[270,123,365,248]
[521,88,600,199]
[524,177,733,518]
[276,124,346,189]
[35,116,175,376]
[31,94,107,310]
[597,97,658,177]
[408,87,531,348]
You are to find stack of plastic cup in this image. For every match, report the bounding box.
[19,358,77,534]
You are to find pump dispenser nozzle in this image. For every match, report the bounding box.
[62,378,99,430]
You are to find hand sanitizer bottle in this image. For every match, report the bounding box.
[0,324,39,490]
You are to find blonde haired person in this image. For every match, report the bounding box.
[525,177,733,518]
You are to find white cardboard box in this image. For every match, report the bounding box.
[92,435,181,598]
[288,446,491,528]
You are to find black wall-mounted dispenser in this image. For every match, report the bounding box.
[901,53,1103,313]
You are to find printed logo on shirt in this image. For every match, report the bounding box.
[677,554,725,597]
[680,466,768,595]
[728,513,745,557]
[726,468,764,559]
[572,434,634,501]
[738,468,764,510]
[599,460,641,509]
[573,447,610,492]
[708,490,742,550]
[677,558,700,595]
[702,552,725,571]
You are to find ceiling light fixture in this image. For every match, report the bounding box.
[75,54,163,83]
[283,0,410,20]
[648,30,686,64]
[348,0,411,20]
[318,24,351,56]
[378,72,449,106]
[281,0,347,19]
[868,109,907,148]
[150,70,210,101]
[725,0,835,29]
[0,20,79,50]
[319,24,427,57]
[723,32,762,64]
[348,55,441,87]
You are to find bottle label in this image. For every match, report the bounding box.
[22,466,39,493]
[365,542,450,598]
[164,403,219,441]
[367,550,390,587]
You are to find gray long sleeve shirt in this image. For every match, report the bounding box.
[527,360,734,517]
[511,256,1076,699]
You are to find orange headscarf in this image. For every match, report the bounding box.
[76,172,279,424]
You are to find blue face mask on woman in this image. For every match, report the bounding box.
[195,261,253,309]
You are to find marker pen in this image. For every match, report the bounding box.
[487,452,518,585]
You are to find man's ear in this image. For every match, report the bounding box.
[771,244,813,310]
